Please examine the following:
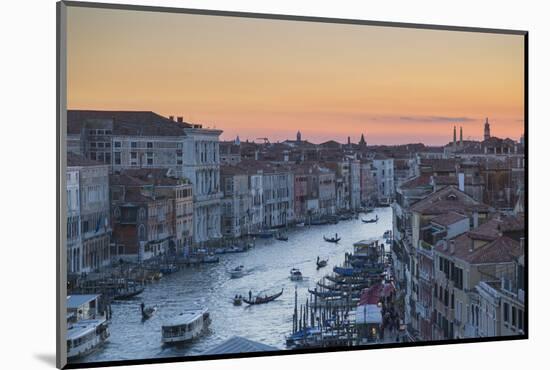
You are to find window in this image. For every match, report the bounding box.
[512,306,517,328]
[131,152,137,159]
[451,292,455,309]
[114,141,121,148]
[518,309,524,331]
[105,153,111,163]
[131,141,137,148]
[114,152,121,165]
[503,302,510,323]
[147,142,153,148]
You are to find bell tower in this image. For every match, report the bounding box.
[484,118,491,141]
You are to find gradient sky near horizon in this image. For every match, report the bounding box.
[67,6,525,145]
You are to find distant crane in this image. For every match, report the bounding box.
[256,137,270,144]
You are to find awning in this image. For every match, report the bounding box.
[355,304,382,325]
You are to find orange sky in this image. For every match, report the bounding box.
[67,6,525,145]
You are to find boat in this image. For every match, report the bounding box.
[276,233,289,241]
[114,282,144,300]
[310,219,328,226]
[202,254,220,264]
[161,307,211,344]
[285,327,322,348]
[140,302,157,320]
[225,245,246,253]
[295,222,305,228]
[290,268,303,281]
[243,289,283,305]
[364,207,375,213]
[213,248,226,255]
[233,295,243,306]
[257,230,274,239]
[323,234,341,243]
[325,274,370,285]
[308,289,342,298]
[317,281,369,292]
[159,264,178,275]
[361,215,379,223]
[308,289,361,299]
[229,265,246,279]
[383,230,392,239]
[66,317,110,360]
[316,256,328,269]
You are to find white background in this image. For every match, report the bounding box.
[0,0,546,368]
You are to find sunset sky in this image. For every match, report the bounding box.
[67,6,525,145]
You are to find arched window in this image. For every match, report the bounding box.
[139,208,146,220]
[138,224,146,241]
[114,207,121,219]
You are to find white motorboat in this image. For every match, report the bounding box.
[290,268,303,281]
[161,307,211,344]
[229,265,245,279]
[67,317,110,360]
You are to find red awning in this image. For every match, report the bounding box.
[358,283,383,306]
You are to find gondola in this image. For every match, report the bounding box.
[242,289,283,305]
[361,215,379,223]
[276,234,289,241]
[317,281,369,292]
[114,286,144,300]
[308,289,342,298]
[323,235,341,243]
[316,256,328,269]
[140,302,157,320]
[325,274,370,285]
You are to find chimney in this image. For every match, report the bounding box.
[177,116,183,123]
[169,115,174,121]
[450,240,455,254]
[469,239,474,252]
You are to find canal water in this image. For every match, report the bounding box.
[82,207,392,363]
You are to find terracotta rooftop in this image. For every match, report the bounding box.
[468,236,522,264]
[432,175,458,186]
[400,174,432,190]
[431,212,468,227]
[410,185,490,215]
[436,233,522,265]
[467,213,525,241]
[67,110,192,137]
[420,158,458,172]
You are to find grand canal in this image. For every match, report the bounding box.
[82,207,392,363]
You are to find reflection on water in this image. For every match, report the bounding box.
[81,207,392,363]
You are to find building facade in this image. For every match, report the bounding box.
[68,154,111,273]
